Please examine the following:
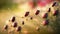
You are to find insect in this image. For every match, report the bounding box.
[42,13,48,18]
[16,26,21,32]
[11,16,15,22]
[4,25,8,30]
[53,10,59,16]
[30,17,33,20]
[22,21,24,25]
[25,12,29,17]
[35,10,40,15]
[12,22,17,28]
[36,27,40,31]
[48,8,51,12]
[52,2,57,7]
[42,20,49,26]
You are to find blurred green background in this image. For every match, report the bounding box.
[0,0,18,10]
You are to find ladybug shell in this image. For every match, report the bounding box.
[16,26,21,31]
[42,20,49,26]
[42,13,48,18]
[25,12,29,17]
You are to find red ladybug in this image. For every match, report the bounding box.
[12,22,17,28]
[42,13,48,18]
[48,8,51,12]
[36,27,40,31]
[35,10,40,15]
[42,20,49,26]
[4,25,8,30]
[30,17,33,20]
[25,12,29,17]
[53,10,59,16]
[22,21,24,25]
[11,16,15,22]
[52,2,57,7]
[16,26,21,32]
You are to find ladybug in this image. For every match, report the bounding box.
[36,27,40,31]
[4,25,8,30]
[52,2,57,7]
[48,8,51,12]
[35,10,40,15]
[25,12,29,17]
[22,21,24,25]
[30,17,33,20]
[11,16,15,22]
[53,10,59,16]
[42,13,48,18]
[12,22,17,28]
[42,20,49,26]
[16,26,21,32]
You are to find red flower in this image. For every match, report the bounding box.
[28,0,53,8]
[37,0,53,7]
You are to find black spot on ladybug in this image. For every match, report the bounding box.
[42,13,48,18]
[13,22,17,28]
[53,10,59,16]
[48,8,51,12]
[25,12,29,17]
[52,2,57,7]
[16,26,21,32]
[22,21,24,25]
[4,25,8,30]
[35,10,40,15]
[11,16,15,22]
